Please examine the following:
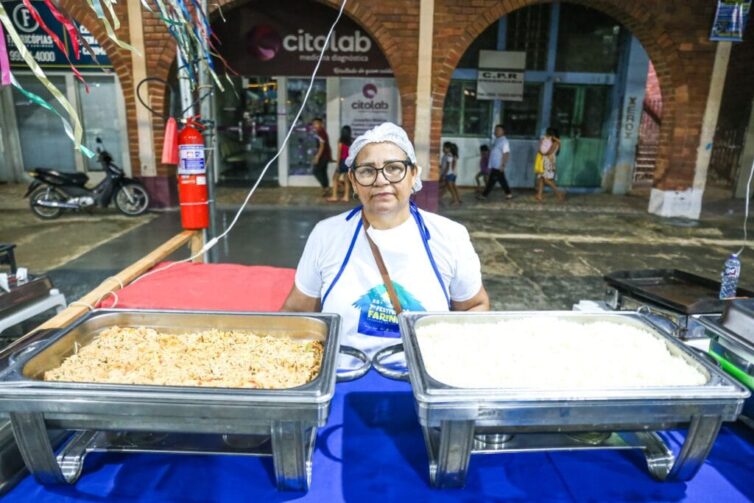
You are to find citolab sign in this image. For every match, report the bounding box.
[341,79,398,136]
[282,29,372,53]
[212,0,392,77]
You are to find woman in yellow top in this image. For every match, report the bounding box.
[535,127,566,202]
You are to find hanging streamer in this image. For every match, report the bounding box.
[11,75,95,158]
[21,0,89,92]
[0,2,91,156]
[0,23,10,86]
[85,0,140,55]
[43,0,80,59]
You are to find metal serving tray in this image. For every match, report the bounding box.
[604,269,754,315]
[374,311,749,488]
[0,309,369,492]
[696,314,754,420]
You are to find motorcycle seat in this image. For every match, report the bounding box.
[34,168,89,185]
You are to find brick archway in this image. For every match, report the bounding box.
[431,0,717,191]
[144,0,420,176]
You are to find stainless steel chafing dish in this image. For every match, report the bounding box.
[696,300,754,422]
[374,311,749,489]
[0,309,370,492]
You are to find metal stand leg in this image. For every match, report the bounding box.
[9,412,73,485]
[632,415,723,481]
[271,421,313,491]
[667,415,723,481]
[426,420,475,488]
[56,431,99,483]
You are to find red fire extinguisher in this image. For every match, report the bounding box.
[176,116,209,230]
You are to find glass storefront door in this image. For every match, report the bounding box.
[287,78,326,176]
[77,76,127,172]
[215,76,279,185]
[550,85,610,187]
[14,75,76,173]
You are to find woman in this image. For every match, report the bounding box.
[327,125,353,202]
[283,122,489,356]
[535,127,565,202]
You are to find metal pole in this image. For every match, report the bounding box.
[199,0,218,263]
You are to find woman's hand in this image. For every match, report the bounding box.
[451,286,490,312]
[282,285,321,312]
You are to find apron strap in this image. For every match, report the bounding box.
[410,203,451,308]
[362,215,403,315]
[321,216,362,306]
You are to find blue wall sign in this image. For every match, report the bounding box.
[711,0,752,42]
[2,0,111,69]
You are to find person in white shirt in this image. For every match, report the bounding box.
[283,122,490,356]
[477,124,513,200]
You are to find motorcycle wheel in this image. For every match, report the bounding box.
[29,187,65,219]
[114,183,150,216]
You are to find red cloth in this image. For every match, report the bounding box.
[98,262,295,312]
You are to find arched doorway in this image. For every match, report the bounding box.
[438,2,663,194]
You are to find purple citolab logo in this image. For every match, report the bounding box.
[247,25,282,61]
[362,83,377,99]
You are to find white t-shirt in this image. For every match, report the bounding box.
[489,136,510,169]
[295,208,483,357]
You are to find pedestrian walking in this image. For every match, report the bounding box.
[311,118,332,195]
[475,144,490,191]
[327,125,353,202]
[477,125,513,200]
[535,127,565,202]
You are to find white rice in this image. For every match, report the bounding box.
[415,319,707,389]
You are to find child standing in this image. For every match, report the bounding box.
[475,144,490,191]
[444,143,462,207]
[327,125,353,202]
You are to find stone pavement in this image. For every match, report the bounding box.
[1,181,752,343]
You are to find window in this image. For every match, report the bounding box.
[441,80,493,136]
[556,5,623,73]
[506,5,550,71]
[458,22,499,69]
[500,84,541,137]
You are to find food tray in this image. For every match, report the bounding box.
[604,269,754,315]
[0,309,370,492]
[696,314,754,419]
[374,311,749,488]
[720,299,754,345]
[0,276,54,316]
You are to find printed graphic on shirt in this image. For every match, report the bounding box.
[353,282,424,337]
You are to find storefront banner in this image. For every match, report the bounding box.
[710,0,751,42]
[2,0,110,68]
[476,50,526,101]
[212,0,392,77]
[340,78,399,136]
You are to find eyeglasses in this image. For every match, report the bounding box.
[352,160,412,186]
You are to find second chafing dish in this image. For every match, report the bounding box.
[0,309,370,492]
[374,311,749,488]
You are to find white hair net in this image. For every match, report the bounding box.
[345,122,423,192]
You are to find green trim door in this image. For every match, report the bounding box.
[550,85,610,187]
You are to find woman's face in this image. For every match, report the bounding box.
[349,142,416,218]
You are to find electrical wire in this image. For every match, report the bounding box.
[115,0,348,297]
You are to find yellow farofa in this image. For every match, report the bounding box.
[43,326,324,389]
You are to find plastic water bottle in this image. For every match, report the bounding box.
[720,254,742,299]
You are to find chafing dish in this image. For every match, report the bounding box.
[604,269,754,339]
[0,309,370,492]
[374,311,749,488]
[696,300,754,421]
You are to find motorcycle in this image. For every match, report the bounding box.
[24,138,150,219]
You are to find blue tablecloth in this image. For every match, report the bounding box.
[4,370,754,502]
